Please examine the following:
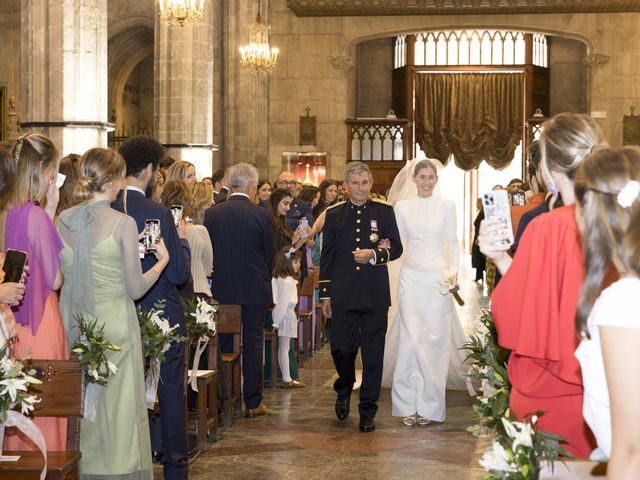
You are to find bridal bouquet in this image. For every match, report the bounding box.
[185,298,218,391]
[70,315,121,421]
[480,414,570,479]
[138,302,183,409]
[438,271,465,306]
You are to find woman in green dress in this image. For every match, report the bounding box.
[57,147,169,479]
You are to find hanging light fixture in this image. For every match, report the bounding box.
[158,0,205,28]
[239,1,279,74]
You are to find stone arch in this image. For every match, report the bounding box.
[108,25,154,132]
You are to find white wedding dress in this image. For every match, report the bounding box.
[382,159,470,421]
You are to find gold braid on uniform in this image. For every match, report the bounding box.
[326,200,346,210]
[370,197,393,207]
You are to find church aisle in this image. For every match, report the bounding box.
[187,348,488,480]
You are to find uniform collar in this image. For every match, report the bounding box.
[349,200,368,210]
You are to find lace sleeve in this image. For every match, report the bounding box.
[118,215,159,300]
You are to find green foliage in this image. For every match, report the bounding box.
[70,315,121,386]
[137,301,184,380]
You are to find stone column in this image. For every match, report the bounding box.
[21,0,108,155]
[155,0,216,178]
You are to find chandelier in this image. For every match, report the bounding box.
[239,2,279,74]
[158,0,205,28]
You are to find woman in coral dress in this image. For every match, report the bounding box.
[2,133,68,451]
[479,113,606,458]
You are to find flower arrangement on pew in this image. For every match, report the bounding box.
[463,311,571,479]
[0,346,46,462]
[70,315,121,421]
[138,301,183,409]
[480,414,571,480]
[185,298,218,391]
[463,309,511,439]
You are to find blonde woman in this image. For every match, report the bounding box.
[2,133,67,452]
[165,160,197,187]
[58,147,169,479]
[190,180,215,224]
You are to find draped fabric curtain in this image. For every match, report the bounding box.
[414,72,524,171]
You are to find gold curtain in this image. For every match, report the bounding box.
[414,72,524,171]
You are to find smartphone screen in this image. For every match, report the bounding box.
[55,173,67,189]
[299,217,309,238]
[483,191,514,247]
[2,249,27,283]
[144,219,161,251]
[170,205,183,226]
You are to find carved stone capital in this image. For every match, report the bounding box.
[584,53,610,67]
[330,56,354,70]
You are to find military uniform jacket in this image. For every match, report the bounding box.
[319,199,403,309]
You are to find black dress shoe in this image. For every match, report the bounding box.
[335,394,350,420]
[359,416,375,433]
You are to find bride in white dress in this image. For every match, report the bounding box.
[383,158,470,426]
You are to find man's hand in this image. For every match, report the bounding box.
[353,249,374,264]
[377,238,391,249]
[321,298,332,318]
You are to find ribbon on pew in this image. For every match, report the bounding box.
[3,410,47,480]
[189,336,209,392]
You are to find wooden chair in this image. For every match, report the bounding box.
[216,305,243,424]
[187,367,218,451]
[297,269,315,362]
[0,359,83,480]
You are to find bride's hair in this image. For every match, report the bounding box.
[574,147,640,338]
[413,159,439,177]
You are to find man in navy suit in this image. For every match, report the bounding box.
[114,136,190,480]
[204,162,273,417]
[275,171,314,229]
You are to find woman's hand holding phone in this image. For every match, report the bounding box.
[0,281,25,306]
[478,217,513,274]
[151,238,170,270]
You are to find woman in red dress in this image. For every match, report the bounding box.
[479,113,606,458]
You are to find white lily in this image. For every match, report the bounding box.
[19,394,41,414]
[479,441,517,472]
[107,361,118,375]
[502,417,534,450]
[0,377,28,403]
[195,298,217,331]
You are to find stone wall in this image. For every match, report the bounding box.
[0,1,21,140]
[357,38,394,118]
[549,36,587,116]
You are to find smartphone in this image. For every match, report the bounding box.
[2,249,27,283]
[511,191,526,207]
[170,205,183,226]
[482,191,514,247]
[299,217,309,238]
[143,219,161,252]
[55,173,66,189]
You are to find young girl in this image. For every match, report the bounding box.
[272,246,306,389]
[574,147,640,476]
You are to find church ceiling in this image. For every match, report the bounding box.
[286,0,640,16]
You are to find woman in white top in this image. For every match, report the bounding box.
[574,148,640,477]
[161,180,213,297]
[386,159,469,426]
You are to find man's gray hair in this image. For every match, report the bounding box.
[229,162,259,189]
[343,161,372,183]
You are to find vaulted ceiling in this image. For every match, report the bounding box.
[287,0,640,16]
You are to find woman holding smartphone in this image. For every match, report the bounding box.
[57,147,169,479]
[2,133,68,451]
[479,113,606,457]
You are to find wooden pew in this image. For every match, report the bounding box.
[216,305,242,424]
[0,359,83,480]
[297,270,315,362]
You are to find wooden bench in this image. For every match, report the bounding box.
[0,359,83,480]
[187,369,218,451]
[216,305,243,424]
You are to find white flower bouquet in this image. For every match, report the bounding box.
[138,303,183,382]
[438,271,465,306]
[71,316,121,387]
[0,347,41,419]
[185,298,219,392]
[480,414,571,480]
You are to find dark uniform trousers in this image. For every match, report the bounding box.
[331,307,389,418]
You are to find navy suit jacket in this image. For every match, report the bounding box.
[113,189,191,333]
[320,199,402,309]
[204,194,274,306]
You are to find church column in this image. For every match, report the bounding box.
[155,1,216,178]
[21,0,109,155]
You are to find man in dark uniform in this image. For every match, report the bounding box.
[320,161,403,433]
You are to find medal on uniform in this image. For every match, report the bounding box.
[369,219,379,243]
